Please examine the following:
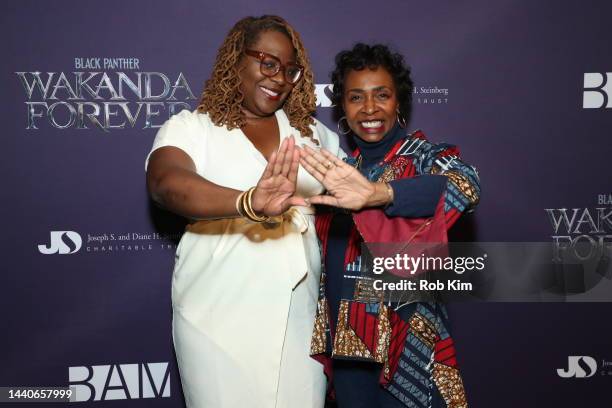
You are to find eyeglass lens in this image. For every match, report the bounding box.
[259,56,302,83]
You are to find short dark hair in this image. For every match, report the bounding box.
[331,43,413,124]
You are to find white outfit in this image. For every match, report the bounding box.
[146,109,341,408]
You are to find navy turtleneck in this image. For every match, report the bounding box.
[350,122,447,218]
[353,122,405,171]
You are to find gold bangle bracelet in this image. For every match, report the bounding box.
[240,189,253,220]
[247,188,270,222]
[384,182,394,204]
[235,191,246,217]
[241,189,249,216]
[243,187,270,223]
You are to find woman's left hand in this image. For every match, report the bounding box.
[299,146,390,210]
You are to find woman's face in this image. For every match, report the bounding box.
[239,30,297,118]
[342,67,399,143]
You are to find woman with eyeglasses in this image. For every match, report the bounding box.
[145,15,340,408]
[301,44,480,407]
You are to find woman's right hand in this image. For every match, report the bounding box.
[299,146,392,210]
[251,136,307,216]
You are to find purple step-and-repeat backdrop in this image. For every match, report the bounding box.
[2,1,612,406]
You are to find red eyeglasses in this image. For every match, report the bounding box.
[245,50,304,84]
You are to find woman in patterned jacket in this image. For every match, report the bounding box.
[300,43,480,407]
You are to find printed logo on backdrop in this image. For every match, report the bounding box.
[557,356,612,378]
[414,85,449,105]
[544,194,612,297]
[315,84,334,107]
[583,73,611,108]
[545,194,612,262]
[314,84,450,107]
[38,231,82,254]
[557,356,597,378]
[68,362,170,401]
[37,230,180,255]
[16,57,196,131]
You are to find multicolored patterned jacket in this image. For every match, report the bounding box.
[310,130,480,408]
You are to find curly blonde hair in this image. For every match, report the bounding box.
[197,15,317,139]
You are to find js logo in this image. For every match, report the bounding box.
[583,73,612,108]
[557,356,597,378]
[38,231,82,254]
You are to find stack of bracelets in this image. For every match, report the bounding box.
[236,187,271,223]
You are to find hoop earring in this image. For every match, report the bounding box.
[337,116,351,135]
[396,109,407,128]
